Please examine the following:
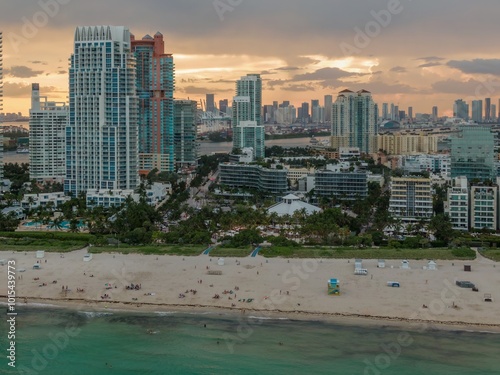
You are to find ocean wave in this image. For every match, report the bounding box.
[247,316,289,321]
[0,302,61,309]
[155,311,176,316]
[78,311,114,319]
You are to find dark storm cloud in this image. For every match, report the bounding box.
[4,66,43,78]
[416,56,445,62]
[275,67,300,71]
[431,79,488,95]
[282,84,316,92]
[390,66,407,73]
[292,67,356,82]
[447,59,500,76]
[418,62,442,68]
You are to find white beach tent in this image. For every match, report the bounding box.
[218,258,225,266]
[427,260,437,270]
[355,259,363,270]
[378,259,386,268]
[401,260,410,270]
[36,250,45,259]
[83,254,93,262]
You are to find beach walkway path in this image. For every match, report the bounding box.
[202,246,215,255]
[250,246,262,257]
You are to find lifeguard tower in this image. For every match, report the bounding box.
[328,278,340,295]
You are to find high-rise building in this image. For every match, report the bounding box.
[491,104,496,122]
[324,95,333,123]
[301,102,310,123]
[65,26,139,195]
[472,100,483,123]
[432,106,438,122]
[312,106,324,124]
[389,177,433,222]
[382,103,389,120]
[485,98,491,122]
[219,99,229,115]
[445,176,469,231]
[132,32,175,174]
[173,100,198,168]
[408,107,413,121]
[470,184,498,230]
[232,74,264,159]
[29,84,68,182]
[390,103,395,120]
[454,99,469,120]
[206,94,215,113]
[0,32,3,184]
[331,89,378,153]
[451,126,495,181]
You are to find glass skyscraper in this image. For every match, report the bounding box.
[174,100,198,167]
[65,26,139,195]
[132,32,175,174]
[232,74,264,159]
[331,89,378,153]
[451,126,495,182]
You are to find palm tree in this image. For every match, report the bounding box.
[69,218,80,233]
[51,216,65,231]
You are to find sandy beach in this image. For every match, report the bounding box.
[1,249,499,330]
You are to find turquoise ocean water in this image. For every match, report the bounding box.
[2,307,500,375]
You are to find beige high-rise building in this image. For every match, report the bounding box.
[377,132,439,155]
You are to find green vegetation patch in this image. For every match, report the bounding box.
[89,244,205,256]
[479,249,500,262]
[209,247,253,258]
[0,238,88,252]
[260,246,476,260]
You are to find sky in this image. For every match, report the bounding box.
[2,0,500,116]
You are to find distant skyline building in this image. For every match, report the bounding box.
[173,100,198,167]
[206,93,215,113]
[331,89,378,153]
[393,105,399,121]
[132,31,175,174]
[219,99,229,115]
[485,98,491,122]
[432,106,438,121]
[454,99,469,120]
[472,100,483,123]
[324,95,333,123]
[451,126,495,181]
[300,102,309,123]
[29,84,67,182]
[382,103,389,120]
[232,74,264,159]
[408,107,413,120]
[491,104,496,122]
[65,26,139,195]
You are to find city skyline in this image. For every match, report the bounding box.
[1,0,500,115]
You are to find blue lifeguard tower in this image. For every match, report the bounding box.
[328,278,340,295]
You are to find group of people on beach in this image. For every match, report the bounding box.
[126,283,141,290]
